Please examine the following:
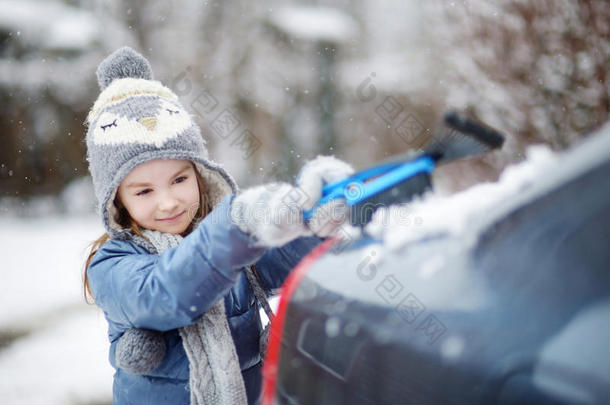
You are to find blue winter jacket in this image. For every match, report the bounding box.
[87,194,323,405]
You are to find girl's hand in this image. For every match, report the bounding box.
[295,155,355,237]
[230,155,354,247]
[230,182,309,247]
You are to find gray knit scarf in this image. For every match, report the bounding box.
[141,228,248,405]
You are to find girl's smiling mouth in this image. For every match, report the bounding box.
[157,211,185,222]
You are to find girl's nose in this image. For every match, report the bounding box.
[158,192,179,212]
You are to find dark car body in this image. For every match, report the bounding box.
[262,127,610,405]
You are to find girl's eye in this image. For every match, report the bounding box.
[133,177,187,196]
[166,108,180,115]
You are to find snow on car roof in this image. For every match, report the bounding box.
[365,145,557,251]
[365,121,610,253]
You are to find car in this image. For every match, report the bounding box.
[261,122,610,405]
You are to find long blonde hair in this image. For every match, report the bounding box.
[83,163,211,304]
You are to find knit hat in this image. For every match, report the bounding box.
[85,47,237,239]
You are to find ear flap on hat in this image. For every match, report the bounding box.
[96,47,153,91]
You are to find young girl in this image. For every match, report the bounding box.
[83,47,355,405]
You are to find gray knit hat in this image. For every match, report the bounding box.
[85,47,237,239]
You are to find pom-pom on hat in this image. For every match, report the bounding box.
[96,46,153,90]
[85,47,237,240]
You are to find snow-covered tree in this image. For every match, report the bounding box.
[425,0,609,154]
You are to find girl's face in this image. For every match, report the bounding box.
[117,159,201,234]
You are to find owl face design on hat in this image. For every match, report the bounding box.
[91,95,192,148]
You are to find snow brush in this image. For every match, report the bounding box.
[302,111,506,227]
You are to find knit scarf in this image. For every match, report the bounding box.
[141,228,248,405]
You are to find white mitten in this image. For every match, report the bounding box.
[230,155,355,247]
[296,155,355,237]
[230,182,312,247]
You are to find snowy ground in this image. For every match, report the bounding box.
[0,215,113,405]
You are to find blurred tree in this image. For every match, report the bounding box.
[4,0,607,204]
[412,0,610,192]
[426,0,609,155]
